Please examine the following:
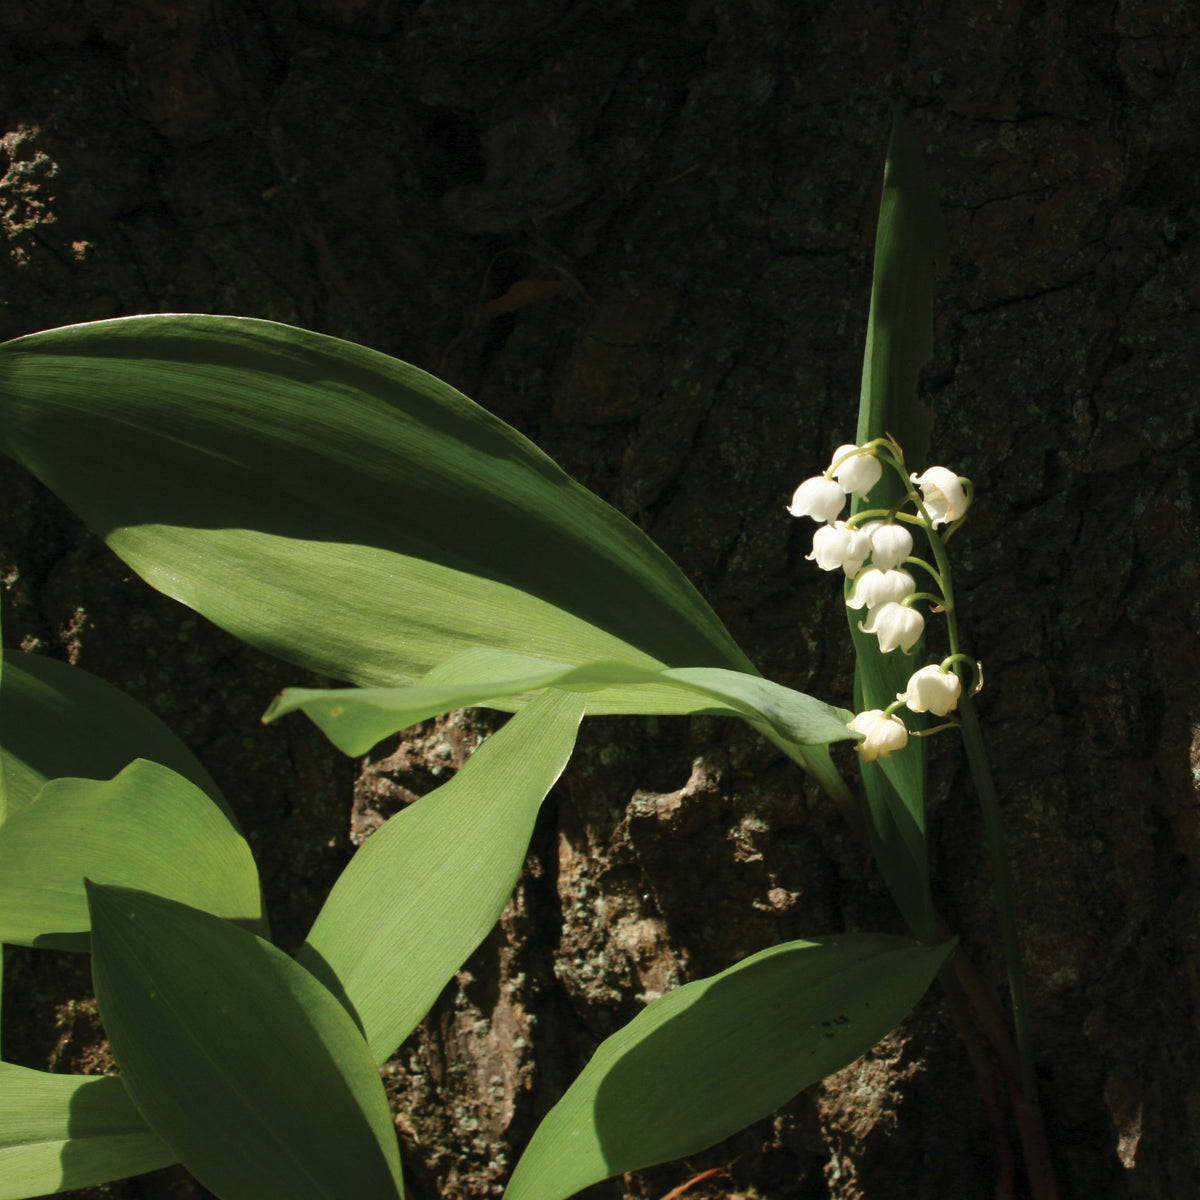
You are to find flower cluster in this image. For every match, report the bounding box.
[847,664,963,761]
[788,439,972,761]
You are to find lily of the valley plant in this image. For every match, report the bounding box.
[0,111,1057,1200]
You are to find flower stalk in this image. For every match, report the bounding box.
[790,437,1041,1125]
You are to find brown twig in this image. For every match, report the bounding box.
[656,1165,734,1200]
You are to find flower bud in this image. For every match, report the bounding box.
[846,567,916,611]
[829,443,882,498]
[847,709,909,762]
[787,476,846,524]
[807,521,872,575]
[859,601,924,653]
[868,523,913,570]
[897,665,962,716]
[911,466,969,526]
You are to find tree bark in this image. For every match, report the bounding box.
[1,3,1197,1197]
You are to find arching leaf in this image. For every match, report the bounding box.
[505,934,952,1200]
[266,647,853,758]
[0,316,755,717]
[0,759,263,951]
[0,650,227,826]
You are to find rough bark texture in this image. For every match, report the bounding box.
[1,2,1198,1198]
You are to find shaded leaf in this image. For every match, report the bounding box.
[0,759,263,952]
[505,934,953,1200]
[0,1064,176,1200]
[298,688,584,1064]
[87,883,403,1200]
[855,104,945,468]
[0,650,228,826]
[850,108,946,941]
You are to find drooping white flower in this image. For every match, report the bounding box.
[859,601,924,653]
[847,709,909,762]
[788,475,846,524]
[911,466,969,526]
[806,521,873,574]
[829,443,882,498]
[868,522,913,570]
[898,665,962,716]
[845,567,916,611]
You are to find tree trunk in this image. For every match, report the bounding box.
[1,3,1196,1197]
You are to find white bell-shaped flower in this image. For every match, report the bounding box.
[911,466,969,526]
[847,709,909,762]
[846,567,916,611]
[829,443,882,498]
[788,475,846,524]
[868,522,913,570]
[807,521,872,575]
[898,665,962,716]
[859,601,924,653]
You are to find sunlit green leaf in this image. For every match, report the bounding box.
[87,883,403,1200]
[0,316,754,718]
[0,599,6,832]
[505,933,953,1200]
[0,1064,176,1199]
[266,646,853,758]
[0,650,228,826]
[299,688,584,1064]
[0,759,263,951]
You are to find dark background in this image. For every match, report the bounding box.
[1,2,1198,1197]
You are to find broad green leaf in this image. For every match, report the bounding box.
[0,315,755,716]
[0,1063,176,1199]
[850,108,947,942]
[266,647,854,758]
[298,688,585,1064]
[0,759,263,951]
[86,883,404,1200]
[505,933,953,1200]
[0,650,229,825]
[0,599,7,829]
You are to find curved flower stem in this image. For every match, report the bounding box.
[906,590,945,608]
[902,554,945,591]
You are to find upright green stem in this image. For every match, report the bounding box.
[955,690,1038,1108]
[918,508,1039,1111]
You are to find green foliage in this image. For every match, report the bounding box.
[264,646,854,757]
[850,109,948,943]
[87,883,404,1200]
[0,314,754,705]
[0,1065,175,1199]
[0,650,228,824]
[0,112,963,1200]
[505,935,952,1200]
[0,759,263,952]
[298,688,585,1064]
